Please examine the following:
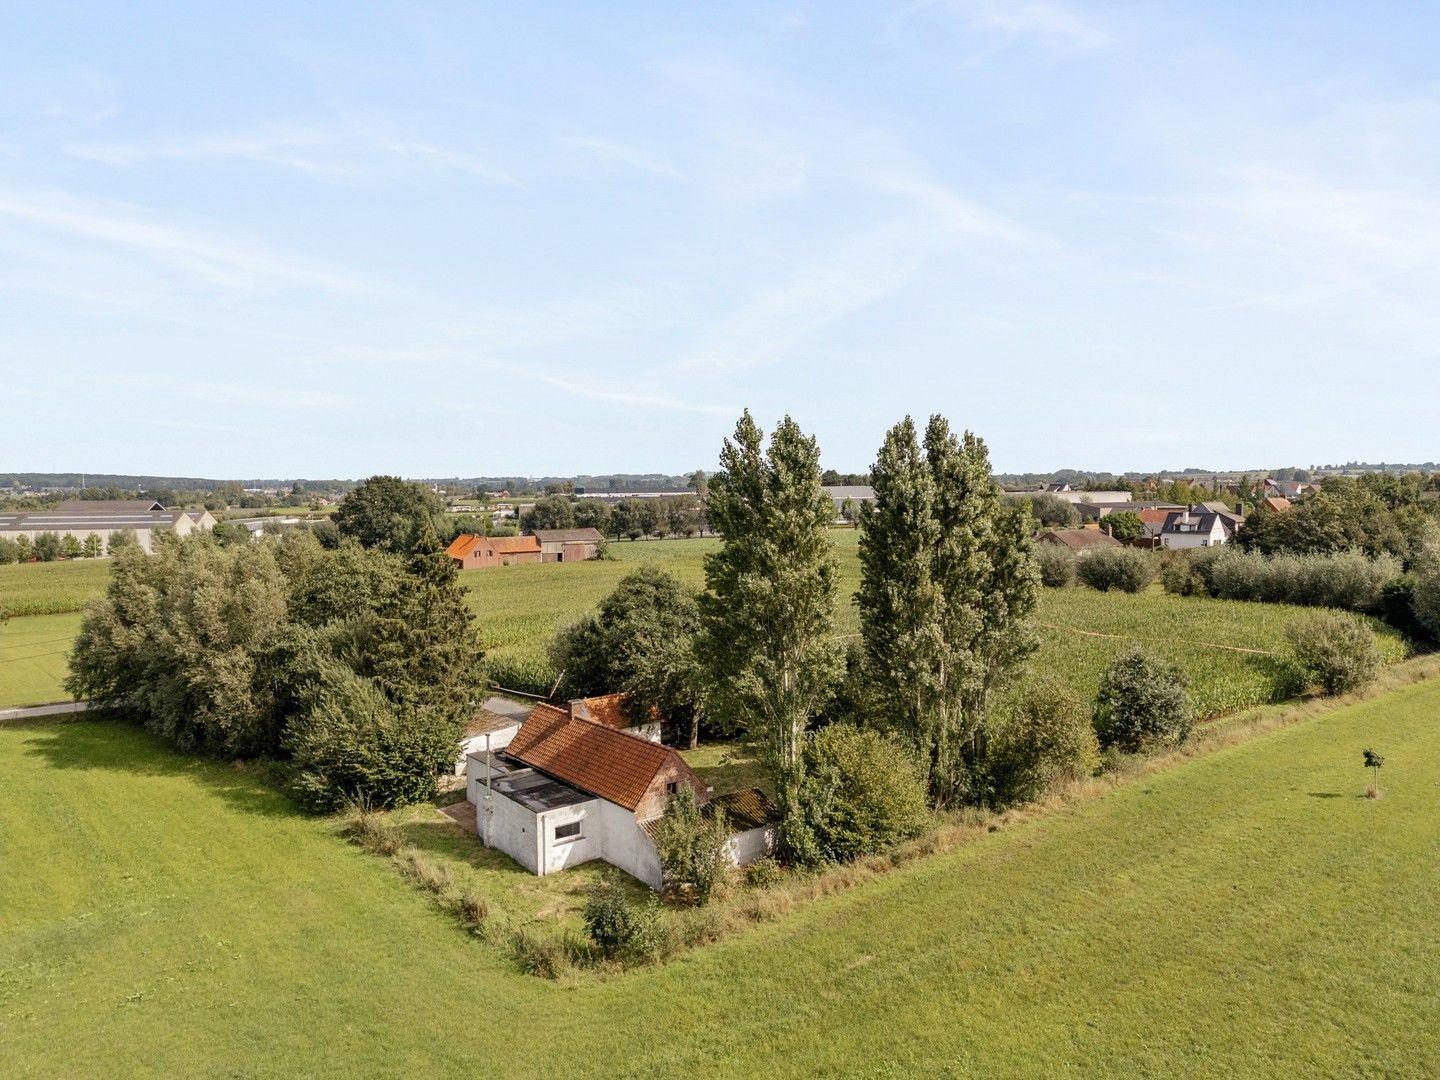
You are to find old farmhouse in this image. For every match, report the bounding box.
[463,703,773,888]
[446,533,542,569]
[0,500,216,554]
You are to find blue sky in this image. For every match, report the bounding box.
[4,2,1439,479]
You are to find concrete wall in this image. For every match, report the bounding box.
[536,802,603,875]
[476,781,544,872]
[461,754,667,889]
[725,824,777,868]
[597,799,663,889]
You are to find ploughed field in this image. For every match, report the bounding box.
[4,670,1439,1075]
[0,533,1407,712]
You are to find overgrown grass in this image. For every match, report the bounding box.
[0,559,111,616]
[5,665,1440,1074]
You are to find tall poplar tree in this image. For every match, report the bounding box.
[858,415,1039,805]
[697,411,839,863]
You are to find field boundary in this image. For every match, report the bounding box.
[1037,620,1278,656]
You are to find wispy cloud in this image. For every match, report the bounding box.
[680,223,928,374]
[566,135,684,179]
[932,0,1111,55]
[0,187,372,294]
[294,343,733,417]
[66,123,515,184]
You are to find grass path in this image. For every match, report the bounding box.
[4,670,1439,1076]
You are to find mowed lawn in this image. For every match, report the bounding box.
[0,612,84,708]
[4,676,1440,1076]
[0,534,1407,712]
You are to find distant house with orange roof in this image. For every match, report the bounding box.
[446,533,542,569]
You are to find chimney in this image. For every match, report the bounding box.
[1235,501,1244,516]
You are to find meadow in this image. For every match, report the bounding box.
[0,534,1408,712]
[4,666,1438,1075]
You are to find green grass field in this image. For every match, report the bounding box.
[0,612,84,708]
[0,535,1407,712]
[4,672,1439,1075]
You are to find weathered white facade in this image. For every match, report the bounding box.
[460,704,776,889]
[464,753,664,886]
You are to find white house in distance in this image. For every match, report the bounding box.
[461,702,774,888]
[1159,506,1243,549]
[0,500,216,553]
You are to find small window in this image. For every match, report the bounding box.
[665,782,679,796]
[554,821,581,841]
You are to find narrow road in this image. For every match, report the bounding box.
[0,700,91,722]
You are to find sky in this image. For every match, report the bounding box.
[3,2,1440,479]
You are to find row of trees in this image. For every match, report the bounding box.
[522,493,709,540]
[0,531,134,564]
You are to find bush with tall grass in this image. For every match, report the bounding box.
[1075,547,1154,593]
[1093,647,1192,753]
[986,676,1100,806]
[1035,544,1076,587]
[1286,611,1382,696]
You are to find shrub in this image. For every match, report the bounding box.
[1285,611,1382,696]
[0,537,17,564]
[343,802,402,857]
[456,891,489,929]
[1160,551,1208,597]
[1411,527,1440,639]
[583,876,664,962]
[398,850,453,895]
[507,927,588,978]
[1035,544,1075,587]
[33,532,61,562]
[744,855,782,889]
[1015,493,1079,528]
[800,725,929,863]
[987,676,1100,805]
[651,786,731,905]
[1093,647,1192,753]
[1075,547,1153,593]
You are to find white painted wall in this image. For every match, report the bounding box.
[1162,519,1228,549]
[598,801,664,889]
[536,802,602,874]
[725,824,776,867]
[477,782,544,873]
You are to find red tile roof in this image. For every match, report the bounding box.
[446,535,478,559]
[569,692,660,731]
[446,533,541,558]
[506,705,679,812]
